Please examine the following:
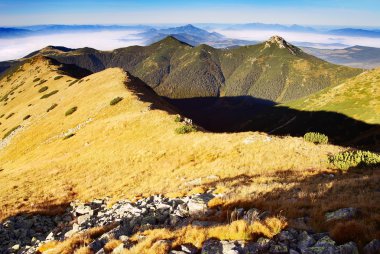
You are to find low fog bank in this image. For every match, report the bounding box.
[0,30,145,61]
[215,29,380,48]
[1,27,380,61]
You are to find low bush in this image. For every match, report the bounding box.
[174,115,182,122]
[65,106,78,116]
[23,115,31,120]
[303,132,328,144]
[329,150,380,170]
[47,103,58,112]
[38,86,48,93]
[40,90,58,99]
[54,75,64,80]
[110,97,123,106]
[175,125,197,134]
[63,133,75,140]
[68,80,79,87]
[3,125,20,139]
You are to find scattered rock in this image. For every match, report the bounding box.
[363,239,380,254]
[325,208,358,222]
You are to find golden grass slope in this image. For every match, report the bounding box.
[0,56,339,217]
[0,57,379,245]
[285,68,380,124]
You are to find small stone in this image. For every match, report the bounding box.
[298,231,316,250]
[335,242,359,254]
[314,236,335,247]
[11,244,20,251]
[325,208,358,222]
[269,244,288,254]
[364,239,380,254]
[77,214,91,225]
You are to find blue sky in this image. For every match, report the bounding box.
[1,0,380,27]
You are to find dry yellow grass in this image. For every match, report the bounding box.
[123,217,286,253]
[0,57,341,219]
[0,56,379,247]
[37,224,116,254]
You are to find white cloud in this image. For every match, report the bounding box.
[0,30,145,61]
[215,29,380,48]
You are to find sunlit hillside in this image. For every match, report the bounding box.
[0,57,379,253]
[285,68,380,125]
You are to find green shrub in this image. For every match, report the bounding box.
[329,150,380,170]
[38,86,48,93]
[54,75,64,80]
[3,125,20,139]
[65,106,77,116]
[40,90,58,99]
[47,103,58,112]
[33,78,40,82]
[303,132,328,144]
[68,80,79,87]
[63,133,75,140]
[175,125,197,134]
[23,115,31,120]
[110,97,123,106]
[174,115,182,122]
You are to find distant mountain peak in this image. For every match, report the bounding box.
[264,35,300,55]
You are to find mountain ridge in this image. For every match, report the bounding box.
[8,35,362,103]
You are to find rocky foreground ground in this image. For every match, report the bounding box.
[1,191,379,254]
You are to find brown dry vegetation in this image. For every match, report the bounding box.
[0,56,379,249]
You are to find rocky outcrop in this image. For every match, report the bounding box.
[0,194,373,254]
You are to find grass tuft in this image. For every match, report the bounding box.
[65,107,78,116]
[40,90,59,99]
[3,125,20,139]
[47,103,58,112]
[38,86,49,93]
[175,125,197,134]
[23,115,31,120]
[54,75,64,80]
[110,97,123,106]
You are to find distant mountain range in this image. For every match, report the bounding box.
[302,46,380,69]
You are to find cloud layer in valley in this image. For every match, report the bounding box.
[0,30,144,61]
[215,29,380,48]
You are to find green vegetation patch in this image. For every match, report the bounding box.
[40,90,59,99]
[63,133,75,140]
[23,115,31,120]
[303,132,328,144]
[65,106,78,116]
[174,115,182,122]
[54,75,64,80]
[110,97,123,106]
[3,125,20,139]
[329,150,380,170]
[175,125,197,134]
[47,103,58,112]
[38,86,49,93]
